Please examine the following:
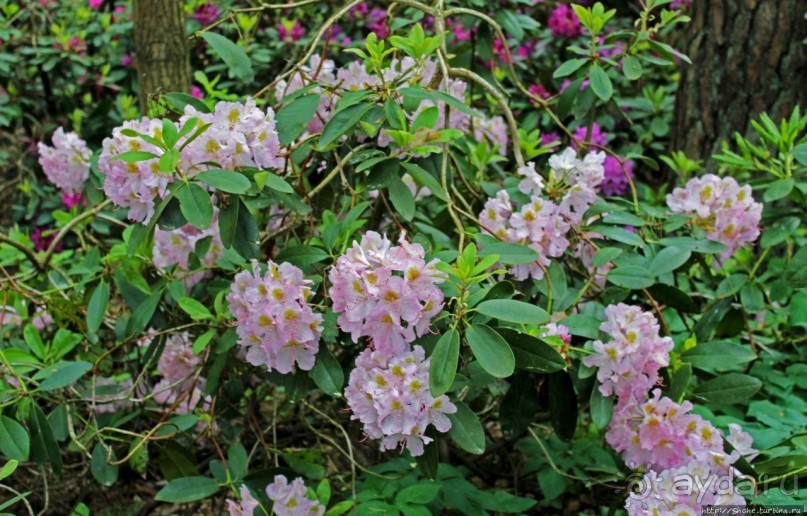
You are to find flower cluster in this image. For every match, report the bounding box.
[328,232,444,355]
[226,475,326,516]
[600,155,634,197]
[37,127,92,207]
[344,345,456,456]
[100,99,283,223]
[228,260,323,374]
[582,304,756,513]
[666,174,762,259]
[478,147,605,280]
[583,304,674,400]
[276,56,508,154]
[153,219,224,289]
[548,4,582,38]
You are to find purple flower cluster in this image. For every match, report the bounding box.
[478,147,605,280]
[345,345,456,456]
[228,260,323,374]
[37,127,92,202]
[226,474,325,516]
[100,99,283,223]
[153,219,224,289]
[548,4,582,38]
[666,174,762,259]
[582,304,757,513]
[328,232,444,355]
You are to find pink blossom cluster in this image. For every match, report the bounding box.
[666,174,762,259]
[581,304,757,513]
[227,260,323,374]
[194,2,220,25]
[583,304,674,400]
[226,475,325,516]
[32,306,54,330]
[601,156,634,196]
[345,345,456,456]
[100,99,283,223]
[548,4,582,38]
[37,127,92,204]
[328,232,444,355]
[153,219,224,289]
[478,148,605,280]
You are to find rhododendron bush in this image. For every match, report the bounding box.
[1,1,807,515]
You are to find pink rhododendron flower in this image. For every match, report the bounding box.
[548,4,582,38]
[153,219,223,288]
[328,232,444,355]
[572,122,608,148]
[666,174,762,259]
[228,260,323,374]
[32,306,53,330]
[121,53,133,67]
[266,475,325,516]
[345,345,456,456]
[599,155,634,196]
[227,485,260,516]
[194,2,220,25]
[38,127,92,197]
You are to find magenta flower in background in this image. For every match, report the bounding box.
[88,0,103,9]
[548,4,582,38]
[541,132,561,147]
[367,8,390,39]
[190,85,203,99]
[572,122,608,148]
[529,83,551,101]
[194,2,220,26]
[278,22,305,42]
[449,20,473,42]
[600,156,634,196]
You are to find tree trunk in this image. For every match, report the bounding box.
[133,0,190,115]
[671,0,807,163]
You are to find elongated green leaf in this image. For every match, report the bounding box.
[320,103,374,148]
[112,151,159,163]
[28,405,62,474]
[658,237,727,254]
[387,176,415,221]
[465,324,515,378]
[649,246,691,276]
[201,32,254,83]
[259,172,294,193]
[87,280,109,333]
[793,143,807,166]
[277,94,321,145]
[399,86,480,116]
[178,297,213,321]
[219,200,239,249]
[786,246,807,288]
[667,363,691,403]
[91,443,119,486]
[589,387,613,428]
[548,371,577,442]
[588,225,644,247]
[682,341,756,370]
[496,328,565,373]
[589,64,613,101]
[607,266,654,290]
[176,183,213,230]
[165,92,211,114]
[475,300,549,325]
[0,417,29,461]
[623,56,642,80]
[447,401,485,454]
[552,58,589,79]
[593,247,622,267]
[0,459,18,482]
[429,329,459,397]
[478,242,538,265]
[310,346,344,397]
[400,162,448,202]
[500,372,539,438]
[155,476,220,503]
[693,374,761,405]
[195,169,251,194]
[276,246,329,267]
[35,361,92,391]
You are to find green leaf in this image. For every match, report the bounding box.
[429,329,459,397]
[622,56,643,80]
[764,178,795,202]
[165,92,211,114]
[548,371,577,442]
[177,297,213,321]
[465,324,515,378]
[478,242,538,265]
[589,387,613,428]
[387,176,415,221]
[647,284,696,312]
[792,143,807,166]
[28,405,62,474]
[395,483,441,506]
[276,246,330,267]
[0,417,29,461]
[593,247,622,267]
[159,148,179,173]
[0,459,18,482]
[91,443,119,487]
[154,476,220,503]
[112,151,159,163]
[693,374,762,405]
[475,300,550,325]
[400,162,448,202]
[219,200,239,249]
[588,225,644,247]
[277,94,321,145]
[552,58,589,79]
[786,246,807,288]
[658,237,727,254]
[310,346,344,397]
[607,266,655,290]
[500,371,539,438]
[682,341,756,370]
[23,325,46,360]
[158,442,200,481]
[260,172,294,193]
[588,64,613,101]
[195,169,251,194]
[496,328,565,373]
[399,86,480,116]
[320,103,374,148]
[176,183,213,230]
[760,216,800,248]
[35,361,92,391]
[447,401,485,454]
[667,363,692,403]
[649,246,691,276]
[201,32,254,83]
[87,280,109,333]
[694,298,732,341]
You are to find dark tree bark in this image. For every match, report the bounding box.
[671,0,807,162]
[133,0,190,115]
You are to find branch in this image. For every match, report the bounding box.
[41,199,112,268]
[0,234,42,271]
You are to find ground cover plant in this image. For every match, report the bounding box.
[0,0,806,514]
